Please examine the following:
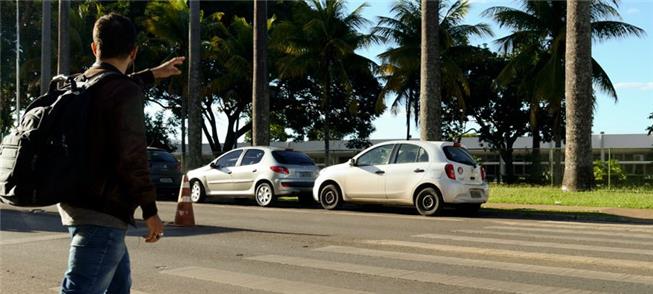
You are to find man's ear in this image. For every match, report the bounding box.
[91,42,99,58]
[129,46,139,62]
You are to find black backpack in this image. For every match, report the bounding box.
[0,72,121,206]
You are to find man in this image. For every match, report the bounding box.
[58,13,184,293]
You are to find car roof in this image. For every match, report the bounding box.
[372,140,462,149]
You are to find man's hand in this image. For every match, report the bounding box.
[144,214,164,243]
[151,56,185,79]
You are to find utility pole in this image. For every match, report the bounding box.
[41,0,52,95]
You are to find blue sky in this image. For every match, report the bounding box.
[351,0,653,139]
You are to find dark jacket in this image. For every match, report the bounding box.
[63,63,158,225]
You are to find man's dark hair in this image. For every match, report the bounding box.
[93,13,137,59]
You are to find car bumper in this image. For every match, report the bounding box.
[273,180,315,196]
[440,182,489,204]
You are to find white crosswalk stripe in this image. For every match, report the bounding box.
[315,245,653,286]
[362,240,653,270]
[485,225,653,239]
[491,220,653,234]
[247,254,604,294]
[413,233,653,256]
[161,266,372,294]
[454,229,653,246]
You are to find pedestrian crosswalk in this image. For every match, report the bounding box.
[156,218,653,293]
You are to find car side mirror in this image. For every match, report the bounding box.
[210,162,219,169]
[349,158,357,166]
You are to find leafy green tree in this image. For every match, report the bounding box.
[375,0,492,140]
[483,0,645,184]
[647,112,653,135]
[145,112,179,152]
[593,159,626,185]
[272,0,379,165]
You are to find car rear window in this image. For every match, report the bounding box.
[271,151,315,166]
[443,146,477,166]
[148,150,177,163]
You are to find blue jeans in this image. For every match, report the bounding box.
[60,225,131,294]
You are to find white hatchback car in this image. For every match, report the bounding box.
[187,147,319,206]
[313,141,488,216]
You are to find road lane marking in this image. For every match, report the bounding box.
[161,266,372,294]
[247,255,602,294]
[1,233,69,245]
[491,220,653,234]
[454,229,653,246]
[315,245,653,286]
[414,233,653,256]
[362,240,653,270]
[50,287,150,294]
[484,226,653,240]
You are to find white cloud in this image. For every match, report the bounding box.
[614,82,653,91]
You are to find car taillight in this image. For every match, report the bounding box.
[270,166,289,175]
[481,166,486,181]
[445,164,456,180]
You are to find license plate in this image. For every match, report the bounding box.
[470,190,482,198]
[160,178,173,183]
[299,172,313,178]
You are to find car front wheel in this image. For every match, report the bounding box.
[190,180,206,203]
[319,184,342,210]
[415,187,443,216]
[255,182,276,207]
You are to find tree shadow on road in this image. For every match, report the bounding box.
[1,207,330,238]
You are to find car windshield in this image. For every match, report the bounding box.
[148,150,177,163]
[443,146,477,167]
[271,151,315,166]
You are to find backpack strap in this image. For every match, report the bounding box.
[79,71,125,90]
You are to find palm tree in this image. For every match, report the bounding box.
[187,0,202,169]
[562,0,593,191]
[375,0,492,140]
[252,0,270,146]
[419,0,440,141]
[273,0,377,165]
[483,0,644,184]
[57,0,69,75]
[41,0,51,95]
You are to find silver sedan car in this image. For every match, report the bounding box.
[187,147,319,206]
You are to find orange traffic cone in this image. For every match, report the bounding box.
[173,175,195,226]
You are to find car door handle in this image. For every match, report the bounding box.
[252,169,257,173]
[414,168,425,173]
[375,170,385,175]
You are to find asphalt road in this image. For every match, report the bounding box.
[1,199,653,294]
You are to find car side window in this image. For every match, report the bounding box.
[417,147,429,162]
[241,149,264,166]
[357,145,394,166]
[394,144,420,164]
[216,150,243,168]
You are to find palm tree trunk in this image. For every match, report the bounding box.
[553,114,563,185]
[252,0,270,147]
[40,0,51,95]
[16,0,21,124]
[323,71,331,166]
[406,89,412,140]
[57,0,69,75]
[187,0,203,169]
[562,0,594,191]
[419,0,441,141]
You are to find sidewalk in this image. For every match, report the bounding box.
[484,203,653,221]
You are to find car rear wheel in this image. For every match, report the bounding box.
[415,187,443,216]
[190,180,206,203]
[319,184,342,210]
[255,182,275,207]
